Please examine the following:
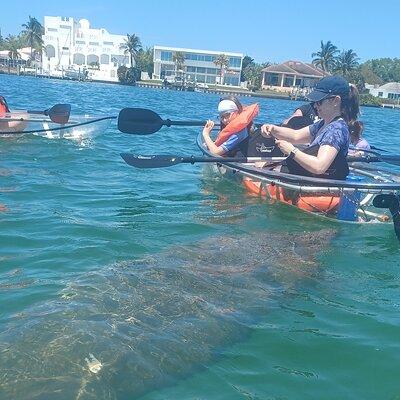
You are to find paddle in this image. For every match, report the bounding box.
[348,154,400,166]
[1,104,72,126]
[117,108,220,135]
[121,152,400,169]
[120,153,286,169]
[27,103,71,124]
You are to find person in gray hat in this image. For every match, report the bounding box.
[261,75,360,180]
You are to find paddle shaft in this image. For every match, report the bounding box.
[165,119,218,127]
[179,155,284,163]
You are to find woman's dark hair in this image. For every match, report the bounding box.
[349,120,364,144]
[340,83,361,137]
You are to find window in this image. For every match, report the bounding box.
[378,92,383,97]
[160,51,172,61]
[100,54,110,64]
[48,28,58,32]
[160,63,174,71]
[206,75,216,84]
[62,47,69,51]
[76,40,85,45]
[229,57,241,69]
[196,74,206,83]
[186,66,196,72]
[103,41,114,46]
[224,76,239,86]
[61,17,70,21]
[265,73,279,86]
[89,42,99,46]
[196,67,206,73]
[73,53,85,65]
[206,68,217,75]
[59,25,71,29]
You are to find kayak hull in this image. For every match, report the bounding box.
[196,133,399,227]
[0,111,112,139]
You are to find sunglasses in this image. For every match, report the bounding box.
[313,96,336,107]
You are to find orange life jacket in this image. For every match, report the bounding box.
[0,96,10,117]
[215,103,259,147]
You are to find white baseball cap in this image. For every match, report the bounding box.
[218,99,238,115]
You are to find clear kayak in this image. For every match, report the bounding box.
[0,111,113,139]
[196,133,400,239]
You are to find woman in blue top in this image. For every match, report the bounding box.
[261,76,360,180]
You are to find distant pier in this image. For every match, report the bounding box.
[382,103,400,109]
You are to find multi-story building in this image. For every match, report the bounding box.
[42,16,130,82]
[153,46,243,87]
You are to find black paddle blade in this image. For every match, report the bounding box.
[118,108,164,134]
[121,153,184,168]
[373,194,398,209]
[46,104,71,124]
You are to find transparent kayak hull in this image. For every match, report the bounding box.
[196,133,400,238]
[0,111,112,139]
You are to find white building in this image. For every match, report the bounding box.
[42,16,130,82]
[366,82,400,100]
[153,46,243,86]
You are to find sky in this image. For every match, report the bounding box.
[2,0,399,63]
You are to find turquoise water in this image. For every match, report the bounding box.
[1,74,400,399]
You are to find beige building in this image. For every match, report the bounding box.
[262,61,327,92]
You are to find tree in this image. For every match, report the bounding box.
[135,47,154,78]
[117,66,140,84]
[5,36,21,61]
[120,34,142,67]
[312,40,339,72]
[214,54,229,85]
[241,55,254,81]
[21,16,44,63]
[361,58,400,83]
[243,63,264,91]
[334,49,359,75]
[359,64,383,85]
[172,51,185,73]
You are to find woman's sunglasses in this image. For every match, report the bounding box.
[313,96,336,107]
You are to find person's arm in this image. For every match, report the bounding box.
[276,141,338,175]
[261,124,311,144]
[202,120,226,156]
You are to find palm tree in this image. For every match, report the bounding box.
[214,54,229,85]
[136,47,154,78]
[334,49,360,75]
[21,16,44,63]
[172,51,185,74]
[5,36,21,69]
[120,34,142,67]
[312,40,339,72]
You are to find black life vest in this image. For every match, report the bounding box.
[283,144,349,180]
[230,126,284,158]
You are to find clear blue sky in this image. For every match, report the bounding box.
[2,0,399,63]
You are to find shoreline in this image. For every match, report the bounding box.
[0,70,386,107]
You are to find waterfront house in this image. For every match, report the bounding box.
[42,17,130,82]
[366,82,400,101]
[153,46,243,87]
[262,61,327,92]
